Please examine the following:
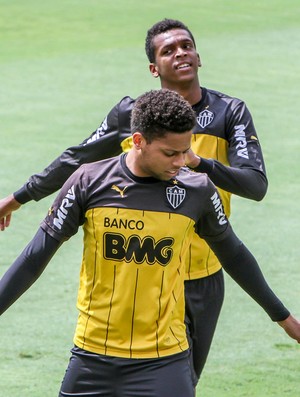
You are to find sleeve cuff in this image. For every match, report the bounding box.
[13,186,33,204]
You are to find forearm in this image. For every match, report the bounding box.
[14,129,122,204]
[207,234,290,321]
[12,96,134,204]
[0,228,61,315]
[224,248,289,321]
[14,156,81,203]
[190,157,268,201]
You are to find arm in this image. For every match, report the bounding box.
[0,130,121,230]
[186,154,267,201]
[206,231,300,343]
[0,164,89,315]
[14,96,134,204]
[187,100,268,201]
[0,228,61,315]
[0,97,134,229]
[197,178,299,342]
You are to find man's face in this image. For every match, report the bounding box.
[149,28,200,86]
[133,130,192,181]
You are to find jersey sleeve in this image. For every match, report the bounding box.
[194,180,231,240]
[194,100,268,201]
[0,165,93,316]
[207,232,290,322]
[40,165,89,241]
[13,97,134,204]
[195,181,289,322]
[0,227,62,316]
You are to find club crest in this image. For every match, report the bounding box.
[196,109,214,128]
[166,186,186,209]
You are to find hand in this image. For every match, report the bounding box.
[0,194,22,231]
[277,314,300,343]
[185,149,201,169]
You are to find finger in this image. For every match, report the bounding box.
[5,213,12,228]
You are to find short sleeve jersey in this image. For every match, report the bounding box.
[41,154,231,359]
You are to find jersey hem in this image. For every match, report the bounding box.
[185,264,222,280]
[73,339,189,359]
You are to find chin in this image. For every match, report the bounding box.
[162,173,175,181]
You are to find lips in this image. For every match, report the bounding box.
[166,169,179,176]
[175,62,191,70]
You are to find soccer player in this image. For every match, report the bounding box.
[0,89,299,397]
[0,19,298,385]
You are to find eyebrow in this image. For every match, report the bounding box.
[163,147,191,154]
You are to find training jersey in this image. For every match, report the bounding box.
[15,87,267,280]
[41,154,231,359]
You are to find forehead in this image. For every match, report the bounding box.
[153,28,194,49]
[149,130,192,150]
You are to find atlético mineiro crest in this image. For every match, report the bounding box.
[196,109,214,128]
[166,186,186,209]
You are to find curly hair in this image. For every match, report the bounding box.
[145,18,196,63]
[131,89,196,143]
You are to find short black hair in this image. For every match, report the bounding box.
[145,18,196,63]
[131,89,196,143]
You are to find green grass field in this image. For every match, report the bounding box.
[1,1,299,396]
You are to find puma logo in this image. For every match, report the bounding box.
[111,185,128,198]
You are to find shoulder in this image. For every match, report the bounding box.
[118,96,136,111]
[105,96,135,116]
[81,156,120,172]
[177,167,214,190]
[204,87,246,107]
[174,168,222,221]
[73,156,121,183]
[115,96,136,127]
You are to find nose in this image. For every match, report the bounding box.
[172,153,186,168]
[175,47,187,58]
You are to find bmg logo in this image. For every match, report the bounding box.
[103,233,174,266]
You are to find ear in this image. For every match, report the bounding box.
[149,63,160,78]
[197,54,202,68]
[132,132,144,149]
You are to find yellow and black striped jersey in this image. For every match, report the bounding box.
[1,154,289,359]
[41,154,231,358]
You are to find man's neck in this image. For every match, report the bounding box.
[161,81,202,106]
[125,150,143,177]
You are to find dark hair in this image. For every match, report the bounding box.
[145,18,196,63]
[131,89,196,143]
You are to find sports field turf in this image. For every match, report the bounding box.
[0,1,299,396]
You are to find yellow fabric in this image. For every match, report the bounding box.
[74,207,194,358]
